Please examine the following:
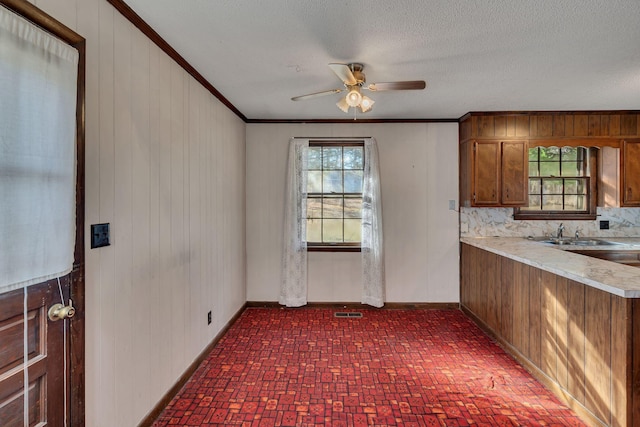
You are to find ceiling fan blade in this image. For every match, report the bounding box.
[291,88,343,101]
[367,80,426,91]
[328,63,357,86]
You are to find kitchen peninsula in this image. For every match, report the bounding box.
[460,236,640,427]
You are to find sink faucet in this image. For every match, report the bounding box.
[556,223,564,239]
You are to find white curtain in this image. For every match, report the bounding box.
[0,5,79,294]
[361,138,385,307]
[280,139,309,307]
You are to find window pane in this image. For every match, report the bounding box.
[323,171,342,193]
[344,198,362,218]
[344,219,361,242]
[564,179,588,195]
[307,171,322,193]
[343,147,363,169]
[307,219,321,242]
[323,219,343,242]
[528,148,539,161]
[564,195,581,210]
[540,162,560,176]
[307,198,322,218]
[527,195,541,210]
[528,178,541,195]
[542,195,563,210]
[542,179,562,194]
[561,147,579,161]
[323,147,342,169]
[561,161,584,177]
[528,161,539,177]
[323,197,343,218]
[307,147,322,169]
[344,171,363,193]
[540,147,560,160]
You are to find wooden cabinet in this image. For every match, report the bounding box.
[621,139,640,206]
[461,243,639,427]
[460,140,528,207]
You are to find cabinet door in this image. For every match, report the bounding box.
[501,141,528,206]
[473,141,500,205]
[621,139,640,206]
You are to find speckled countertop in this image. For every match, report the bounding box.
[460,237,640,298]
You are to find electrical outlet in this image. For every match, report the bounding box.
[448,200,456,211]
[207,311,212,325]
[599,220,610,230]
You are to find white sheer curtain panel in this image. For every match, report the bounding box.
[361,138,385,307]
[0,6,79,294]
[280,139,309,307]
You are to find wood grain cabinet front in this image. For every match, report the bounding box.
[461,140,528,207]
[621,139,640,206]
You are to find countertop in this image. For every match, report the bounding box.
[460,236,640,298]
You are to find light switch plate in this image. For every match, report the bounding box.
[91,223,110,249]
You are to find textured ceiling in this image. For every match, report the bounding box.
[124,0,640,121]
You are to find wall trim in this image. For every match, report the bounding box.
[137,303,248,427]
[246,118,460,124]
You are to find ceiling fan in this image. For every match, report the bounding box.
[291,63,426,114]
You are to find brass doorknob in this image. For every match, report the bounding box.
[48,299,75,321]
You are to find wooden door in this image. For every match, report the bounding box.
[0,278,71,426]
[501,140,528,206]
[621,139,640,206]
[0,2,85,425]
[473,141,500,205]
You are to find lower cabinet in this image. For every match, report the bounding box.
[461,243,640,427]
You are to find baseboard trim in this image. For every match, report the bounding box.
[460,305,605,427]
[137,302,248,427]
[246,301,460,310]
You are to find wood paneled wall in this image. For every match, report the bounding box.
[30,0,247,425]
[461,243,638,427]
[460,112,640,143]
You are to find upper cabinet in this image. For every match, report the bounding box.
[459,112,640,209]
[621,139,640,206]
[461,139,527,207]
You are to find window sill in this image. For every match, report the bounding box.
[513,212,597,221]
[307,246,361,252]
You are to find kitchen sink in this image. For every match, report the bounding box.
[525,236,620,246]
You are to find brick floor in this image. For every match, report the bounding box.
[153,308,586,426]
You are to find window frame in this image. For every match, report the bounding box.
[306,140,365,252]
[514,146,598,220]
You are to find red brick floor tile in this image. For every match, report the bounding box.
[152,308,587,427]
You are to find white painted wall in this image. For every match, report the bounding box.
[32,1,246,425]
[246,123,460,304]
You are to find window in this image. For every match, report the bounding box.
[306,142,364,249]
[515,146,597,220]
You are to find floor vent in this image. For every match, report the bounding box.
[334,312,363,318]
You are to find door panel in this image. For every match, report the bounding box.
[0,278,69,426]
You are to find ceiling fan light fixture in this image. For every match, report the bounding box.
[336,97,350,113]
[345,86,363,107]
[360,95,374,112]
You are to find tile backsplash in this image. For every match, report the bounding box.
[460,207,640,238]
